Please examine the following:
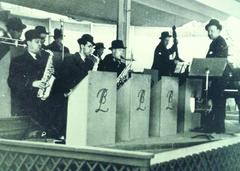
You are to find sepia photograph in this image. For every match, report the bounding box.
[0,0,240,170]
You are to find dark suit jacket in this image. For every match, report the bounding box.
[98,54,126,76]
[151,42,176,76]
[206,36,228,58]
[8,50,49,116]
[206,36,228,100]
[54,52,95,94]
[47,53,94,136]
[46,41,70,54]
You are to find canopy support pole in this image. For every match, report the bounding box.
[47,18,52,45]
[117,0,131,60]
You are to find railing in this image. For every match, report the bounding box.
[1,117,240,171]
[1,135,240,171]
[150,135,240,171]
[0,138,153,171]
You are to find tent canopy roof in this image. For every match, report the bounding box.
[0,0,238,27]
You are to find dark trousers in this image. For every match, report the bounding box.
[48,93,68,137]
[234,96,240,123]
[211,97,226,133]
[201,96,226,133]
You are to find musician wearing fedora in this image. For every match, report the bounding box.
[51,34,97,138]
[202,19,228,133]
[0,17,26,60]
[93,42,105,59]
[56,34,97,93]
[35,25,49,50]
[205,19,228,58]
[8,29,56,138]
[151,31,177,77]
[46,28,70,55]
[92,42,105,71]
[98,40,126,76]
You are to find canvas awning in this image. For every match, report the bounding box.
[0,0,234,27]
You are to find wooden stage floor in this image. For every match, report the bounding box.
[104,120,240,154]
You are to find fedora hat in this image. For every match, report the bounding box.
[6,17,26,31]
[95,42,105,50]
[53,28,63,39]
[77,34,95,45]
[35,26,49,34]
[109,40,126,50]
[159,31,172,39]
[25,29,41,41]
[205,19,222,31]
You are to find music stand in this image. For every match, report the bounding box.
[174,62,189,74]
[189,58,232,136]
[189,58,228,78]
[190,58,228,90]
[189,58,229,114]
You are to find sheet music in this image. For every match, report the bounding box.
[174,62,188,73]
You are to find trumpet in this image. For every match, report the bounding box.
[0,29,26,48]
[0,37,26,48]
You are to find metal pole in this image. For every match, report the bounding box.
[60,19,64,61]
[117,0,131,60]
[47,18,52,45]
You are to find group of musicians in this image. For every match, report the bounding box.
[0,16,235,141]
[1,17,128,140]
[151,19,231,134]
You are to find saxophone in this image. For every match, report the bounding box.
[0,27,26,47]
[116,62,132,89]
[37,50,55,100]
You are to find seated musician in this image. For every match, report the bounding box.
[0,17,26,60]
[52,34,97,138]
[151,31,177,77]
[8,29,55,138]
[203,19,228,133]
[98,40,126,76]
